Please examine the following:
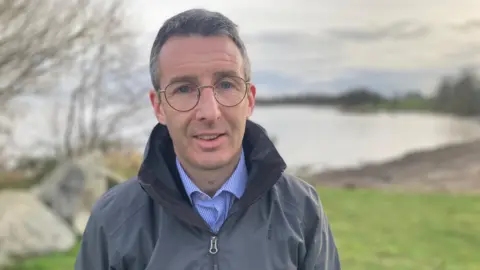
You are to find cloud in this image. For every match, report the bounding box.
[243,31,348,82]
[328,21,431,42]
[451,19,480,32]
[442,43,480,72]
[252,71,307,97]
[251,66,453,97]
[314,68,452,95]
[132,0,480,96]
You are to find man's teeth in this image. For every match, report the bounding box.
[197,135,220,140]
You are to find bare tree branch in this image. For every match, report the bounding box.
[45,0,150,157]
[0,0,142,160]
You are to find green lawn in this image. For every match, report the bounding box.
[5,244,80,270]
[6,188,480,270]
[318,187,480,270]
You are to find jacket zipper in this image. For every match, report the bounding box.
[209,235,219,270]
[205,197,237,270]
[206,196,265,270]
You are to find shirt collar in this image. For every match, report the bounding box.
[176,149,248,200]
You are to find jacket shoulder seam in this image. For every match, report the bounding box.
[93,179,150,239]
[273,184,306,227]
[108,199,148,238]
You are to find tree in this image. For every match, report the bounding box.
[433,76,454,112]
[337,87,386,106]
[0,0,148,160]
[451,69,480,116]
[433,69,480,116]
[42,2,149,158]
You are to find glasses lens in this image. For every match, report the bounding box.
[214,76,247,106]
[164,82,199,111]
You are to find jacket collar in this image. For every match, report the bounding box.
[176,148,248,201]
[137,120,287,231]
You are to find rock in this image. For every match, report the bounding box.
[31,161,86,225]
[72,210,91,236]
[0,190,76,267]
[31,151,110,235]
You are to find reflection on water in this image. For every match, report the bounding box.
[250,106,480,171]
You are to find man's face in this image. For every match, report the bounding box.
[149,36,256,170]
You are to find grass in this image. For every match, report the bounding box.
[4,244,80,270]
[318,187,480,270]
[5,187,480,270]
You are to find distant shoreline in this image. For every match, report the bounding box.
[255,100,433,115]
[255,86,480,117]
[301,138,480,194]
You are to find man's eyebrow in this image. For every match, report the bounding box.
[213,70,241,79]
[166,75,198,85]
[165,70,243,86]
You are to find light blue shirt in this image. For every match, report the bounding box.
[176,150,248,233]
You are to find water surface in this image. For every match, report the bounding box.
[250,106,480,171]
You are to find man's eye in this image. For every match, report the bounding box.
[175,85,195,93]
[218,81,233,89]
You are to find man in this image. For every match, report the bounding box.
[75,8,341,270]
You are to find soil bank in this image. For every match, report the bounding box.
[303,139,480,194]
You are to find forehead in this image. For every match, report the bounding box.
[157,36,244,84]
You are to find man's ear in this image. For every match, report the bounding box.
[246,83,256,117]
[149,89,166,124]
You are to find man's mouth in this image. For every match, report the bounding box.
[194,133,225,141]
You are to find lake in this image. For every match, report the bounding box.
[12,105,480,172]
[249,106,480,171]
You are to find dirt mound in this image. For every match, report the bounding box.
[305,139,480,194]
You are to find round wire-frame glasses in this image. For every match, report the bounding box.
[157,76,250,112]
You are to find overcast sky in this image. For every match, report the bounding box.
[128,0,480,96]
[7,0,480,159]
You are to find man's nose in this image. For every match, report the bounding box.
[195,87,221,121]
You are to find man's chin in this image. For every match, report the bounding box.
[190,152,233,170]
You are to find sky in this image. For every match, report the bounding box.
[5,0,480,160]
[129,0,480,96]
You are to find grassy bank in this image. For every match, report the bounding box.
[5,244,80,270]
[319,187,480,270]
[6,187,480,270]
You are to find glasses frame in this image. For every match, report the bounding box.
[157,75,251,112]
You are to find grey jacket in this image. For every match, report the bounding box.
[75,120,341,270]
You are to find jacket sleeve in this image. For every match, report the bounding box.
[74,206,112,270]
[300,191,341,270]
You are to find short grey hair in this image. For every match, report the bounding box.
[149,8,252,90]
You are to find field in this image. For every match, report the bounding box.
[6,187,480,270]
[5,244,80,270]
[319,188,480,270]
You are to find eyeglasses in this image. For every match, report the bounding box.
[157,76,250,112]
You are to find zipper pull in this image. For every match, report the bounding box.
[209,236,219,254]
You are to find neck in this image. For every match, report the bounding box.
[178,151,242,197]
